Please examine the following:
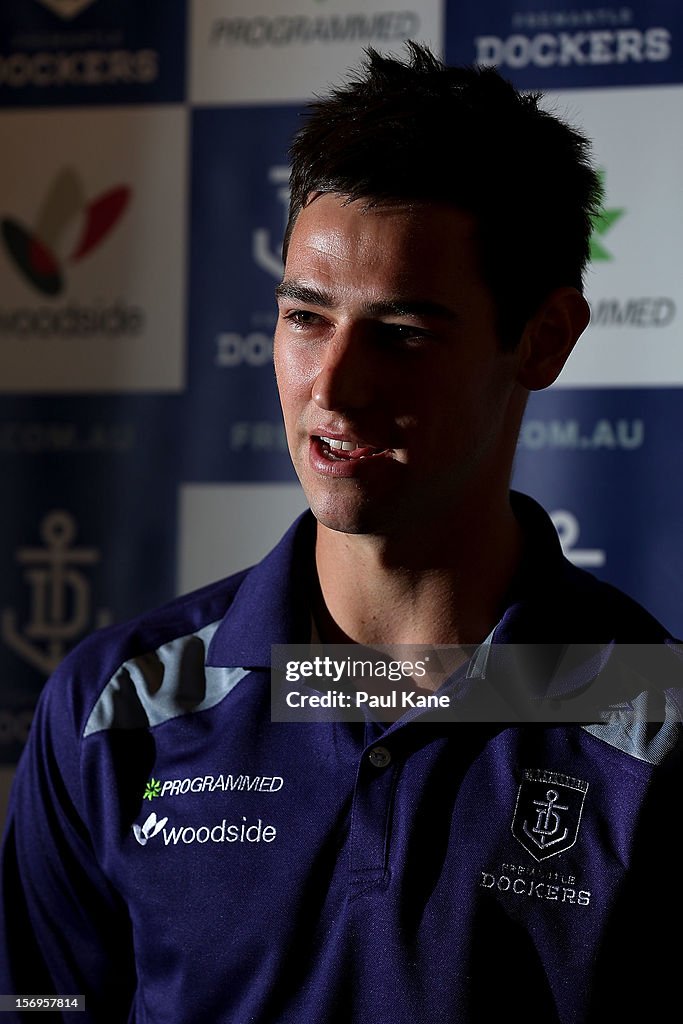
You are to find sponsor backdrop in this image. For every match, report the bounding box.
[1,0,681,786]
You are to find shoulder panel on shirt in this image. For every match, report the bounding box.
[45,514,311,745]
[582,645,683,765]
[583,691,681,765]
[83,619,249,737]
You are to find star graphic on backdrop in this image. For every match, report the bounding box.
[590,169,625,261]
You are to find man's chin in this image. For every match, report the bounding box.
[307,497,392,537]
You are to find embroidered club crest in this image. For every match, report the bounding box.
[511,768,588,861]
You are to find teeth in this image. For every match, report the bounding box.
[318,436,392,460]
[321,436,355,451]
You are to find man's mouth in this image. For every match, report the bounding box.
[317,435,393,461]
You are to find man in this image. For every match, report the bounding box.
[1,43,681,1023]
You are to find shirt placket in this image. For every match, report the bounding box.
[347,720,402,896]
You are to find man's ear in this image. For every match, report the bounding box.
[516,287,590,391]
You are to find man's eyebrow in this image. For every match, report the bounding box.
[275,281,333,308]
[367,299,462,323]
[275,280,462,323]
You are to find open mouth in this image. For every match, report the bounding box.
[317,435,393,461]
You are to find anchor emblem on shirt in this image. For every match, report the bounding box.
[522,789,569,851]
[511,769,588,862]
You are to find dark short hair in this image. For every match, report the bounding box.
[283,42,602,349]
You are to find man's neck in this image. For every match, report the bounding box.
[313,497,523,647]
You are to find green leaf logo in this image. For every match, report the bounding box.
[143,778,161,800]
[590,169,625,262]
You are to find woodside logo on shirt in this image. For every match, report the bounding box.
[132,812,278,847]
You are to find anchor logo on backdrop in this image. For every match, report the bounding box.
[1,510,112,675]
[35,0,97,19]
[1,168,131,297]
[511,768,588,861]
[252,165,289,279]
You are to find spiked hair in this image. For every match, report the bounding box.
[284,43,602,349]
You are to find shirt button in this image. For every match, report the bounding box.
[368,746,392,768]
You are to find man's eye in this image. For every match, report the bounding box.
[379,323,430,347]
[282,309,323,328]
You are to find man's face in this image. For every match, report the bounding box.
[274,193,526,538]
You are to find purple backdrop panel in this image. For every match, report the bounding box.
[513,387,683,636]
[183,103,302,484]
[0,0,186,107]
[446,0,682,89]
[0,395,180,763]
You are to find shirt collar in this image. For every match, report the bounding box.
[206,490,663,670]
[207,511,317,668]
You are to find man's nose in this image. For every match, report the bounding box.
[312,324,377,412]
